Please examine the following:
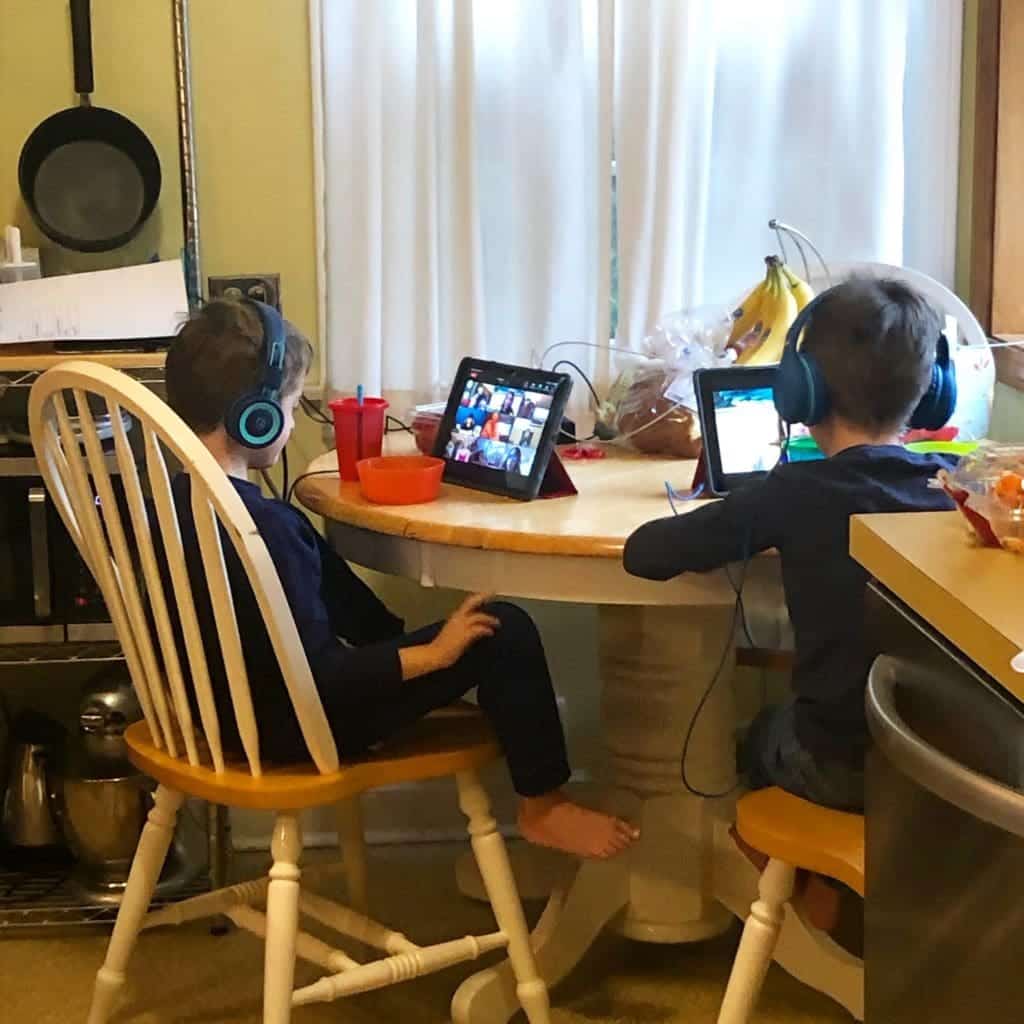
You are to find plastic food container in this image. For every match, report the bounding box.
[412,404,445,456]
[356,455,444,505]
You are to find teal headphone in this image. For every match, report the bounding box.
[224,300,286,449]
[773,286,958,430]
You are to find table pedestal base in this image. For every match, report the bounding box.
[455,603,738,1022]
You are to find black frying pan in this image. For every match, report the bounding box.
[18,0,161,253]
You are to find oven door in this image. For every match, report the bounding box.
[0,472,63,642]
[0,469,118,643]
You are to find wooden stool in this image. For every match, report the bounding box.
[717,787,864,1024]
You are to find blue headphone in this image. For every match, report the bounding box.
[773,286,958,430]
[224,300,287,449]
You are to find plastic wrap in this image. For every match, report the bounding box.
[938,444,1024,553]
[597,305,735,457]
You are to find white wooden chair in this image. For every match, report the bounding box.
[28,361,550,1024]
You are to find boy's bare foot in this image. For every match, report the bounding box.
[518,793,639,860]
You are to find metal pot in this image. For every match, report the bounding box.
[1,712,65,852]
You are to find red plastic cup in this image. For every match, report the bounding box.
[329,396,389,481]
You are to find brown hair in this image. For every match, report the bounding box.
[166,300,313,434]
[801,277,940,432]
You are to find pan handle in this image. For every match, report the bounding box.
[70,0,94,100]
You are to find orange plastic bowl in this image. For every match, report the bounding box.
[356,455,444,505]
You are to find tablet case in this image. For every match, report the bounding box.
[537,449,578,499]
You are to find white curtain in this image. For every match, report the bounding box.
[318,0,963,392]
[320,0,606,400]
[614,0,963,348]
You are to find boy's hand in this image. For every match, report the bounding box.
[429,594,501,669]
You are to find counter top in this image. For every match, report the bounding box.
[0,343,167,373]
[851,511,1024,700]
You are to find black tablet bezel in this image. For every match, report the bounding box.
[433,357,573,501]
[694,365,781,497]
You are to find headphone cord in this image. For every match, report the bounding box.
[678,525,754,800]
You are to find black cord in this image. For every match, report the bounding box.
[287,469,337,505]
[551,359,602,407]
[300,396,332,425]
[678,521,754,800]
[386,415,414,435]
[281,448,290,503]
[259,468,281,500]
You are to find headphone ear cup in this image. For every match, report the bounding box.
[225,394,284,450]
[774,345,829,426]
[909,356,958,431]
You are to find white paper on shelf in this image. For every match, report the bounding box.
[0,259,188,344]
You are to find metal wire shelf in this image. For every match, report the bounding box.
[0,641,124,667]
[0,866,209,933]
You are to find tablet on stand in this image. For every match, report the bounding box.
[433,358,577,501]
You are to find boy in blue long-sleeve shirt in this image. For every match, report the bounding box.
[624,278,956,813]
[163,300,637,859]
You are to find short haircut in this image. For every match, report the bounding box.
[801,277,940,432]
[166,300,313,434]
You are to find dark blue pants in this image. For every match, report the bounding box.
[331,602,572,798]
[742,701,864,812]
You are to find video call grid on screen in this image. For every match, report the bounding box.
[443,371,556,477]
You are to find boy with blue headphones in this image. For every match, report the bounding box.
[624,277,958,815]
[164,299,638,860]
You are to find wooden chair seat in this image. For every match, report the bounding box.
[125,712,502,811]
[735,787,865,896]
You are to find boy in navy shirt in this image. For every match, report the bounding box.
[624,278,956,813]
[165,300,637,859]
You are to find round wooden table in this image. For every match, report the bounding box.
[296,444,863,1023]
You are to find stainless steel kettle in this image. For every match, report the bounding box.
[1,712,63,849]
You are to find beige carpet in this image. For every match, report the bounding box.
[2,843,848,1023]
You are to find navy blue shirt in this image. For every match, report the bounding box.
[623,446,956,760]
[158,476,406,762]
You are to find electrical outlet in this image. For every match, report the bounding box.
[208,274,281,311]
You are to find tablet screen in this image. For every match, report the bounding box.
[435,359,571,499]
[694,365,781,496]
[444,374,554,477]
[714,386,780,475]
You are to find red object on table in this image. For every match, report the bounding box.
[357,455,444,505]
[329,397,388,481]
[902,425,959,444]
[561,444,606,460]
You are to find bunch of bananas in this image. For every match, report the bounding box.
[727,255,814,365]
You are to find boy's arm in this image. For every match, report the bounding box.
[624,474,787,580]
[313,531,406,643]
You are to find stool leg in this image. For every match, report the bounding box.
[456,771,551,1024]
[336,797,369,914]
[717,858,796,1024]
[88,786,183,1024]
[263,813,302,1024]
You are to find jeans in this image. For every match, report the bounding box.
[742,701,864,812]
[330,602,572,798]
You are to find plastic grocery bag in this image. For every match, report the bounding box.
[597,305,735,457]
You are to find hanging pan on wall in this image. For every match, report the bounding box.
[17,0,162,254]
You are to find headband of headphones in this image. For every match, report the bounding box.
[247,299,286,400]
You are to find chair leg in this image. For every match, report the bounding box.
[456,771,551,1024]
[263,813,302,1024]
[717,858,797,1024]
[87,786,184,1024]
[336,796,369,913]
